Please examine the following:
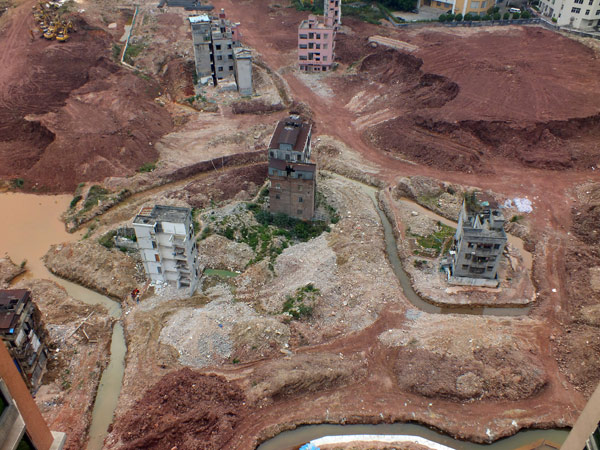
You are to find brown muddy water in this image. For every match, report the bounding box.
[0,192,125,450]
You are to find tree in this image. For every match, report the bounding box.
[482,13,492,20]
[439,13,448,21]
[493,12,501,19]
[464,12,474,20]
[446,12,455,20]
[512,12,520,18]
[381,0,418,12]
[455,12,463,20]
[503,11,510,19]
[521,10,531,18]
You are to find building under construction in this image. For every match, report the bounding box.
[189,9,253,94]
[268,115,316,221]
[0,290,48,391]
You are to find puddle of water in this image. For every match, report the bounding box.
[204,268,239,278]
[86,323,126,450]
[0,192,81,277]
[256,423,569,450]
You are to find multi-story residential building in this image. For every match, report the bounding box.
[268,115,316,221]
[539,0,600,30]
[325,0,342,29]
[189,10,253,93]
[0,290,48,391]
[298,0,340,71]
[298,15,336,72]
[133,205,201,294]
[450,194,507,282]
[1,340,65,450]
[420,0,495,17]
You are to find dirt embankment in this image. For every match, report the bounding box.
[0,10,172,192]
[331,29,600,173]
[0,256,25,287]
[44,241,141,300]
[108,369,247,450]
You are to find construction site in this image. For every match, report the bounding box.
[1,0,600,448]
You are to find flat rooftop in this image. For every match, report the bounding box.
[269,115,311,152]
[269,159,316,173]
[133,205,191,225]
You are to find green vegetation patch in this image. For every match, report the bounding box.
[413,222,455,257]
[341,3,385,24]
[123,42,145,65]
[138,162,156,173]
[282,283,320,320]
[83,185,109,211]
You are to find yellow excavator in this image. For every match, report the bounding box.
[43,21,57,39]
[55,23,69,42]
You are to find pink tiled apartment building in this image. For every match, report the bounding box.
[298,0,341,72]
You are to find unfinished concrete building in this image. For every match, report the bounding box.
[189,10,252,94]
[449,193,507,286]
[0,290,48,391]
[1,340,65,450]
[133,205,201,294]
[268,115,316,221]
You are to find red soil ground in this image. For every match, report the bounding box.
[0,4,172,192]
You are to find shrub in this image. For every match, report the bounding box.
[112,44,122,61]
[438,13,447,21]
[99,230,117,249]
[83,185,109,211]
[551,16,557,22]
[464,13,474,20]
[70,195,82,209]
[11,178,24,188]
[454,13,463,21]
[446,13,454,21]
[512,12,520,18]
[482,14,492,20]
[282,284,320,320]
[503,12,510,19]
[138,162,156,173]
[493,12,501,19]
[521,10,531,18]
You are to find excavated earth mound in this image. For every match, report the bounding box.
[0,15,172,192]
[395,347,547,401]
[335,29,600,172]
[112,369,246,450]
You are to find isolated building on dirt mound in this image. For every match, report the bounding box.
[1,340,66,450]
[448,193,507,287]
[298,0,341,72]
[268,115,315,221]
[133,205,201,294]
[189,9,253,94]
[0,290,48,391]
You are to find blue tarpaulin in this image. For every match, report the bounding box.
[299,444,320,450]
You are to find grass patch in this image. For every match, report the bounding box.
[510,215,523,223]
[11,178,25,189]
[282,283,320,320]
[316,192,340,224]
[413,222,455,257]
[416,193,441,210]
[123,42,145,65]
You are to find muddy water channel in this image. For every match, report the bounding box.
[0,192,125,450]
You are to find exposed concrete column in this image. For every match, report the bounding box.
[0,340,54,450]
[561,381,600,450]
